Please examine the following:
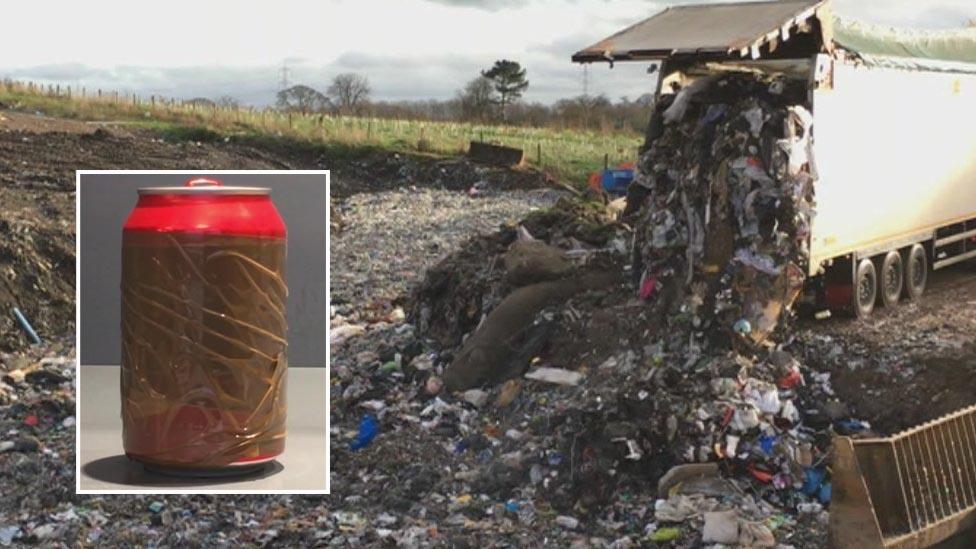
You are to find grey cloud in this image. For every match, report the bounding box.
[333,52,476,72]
[538,32,602,58]
[902,5,974,28]
[1,51,654,107]
[422,0,971,27]
[4,0,970,108]
[833,0,973,28]
[3,64,281,106]
[5,63,113,81]
[424,0,529,11]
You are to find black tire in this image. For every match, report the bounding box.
[902,244,928,300]
[853,258,877,319]
[876,251,903,307]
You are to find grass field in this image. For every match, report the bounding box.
[0,80,643,186]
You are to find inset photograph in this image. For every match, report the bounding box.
[76,170,328,494]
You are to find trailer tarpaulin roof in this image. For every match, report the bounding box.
[833,17,976,73]
[573,0,976,73]
[571,0,827,63]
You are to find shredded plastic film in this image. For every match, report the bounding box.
[121,231,287,468]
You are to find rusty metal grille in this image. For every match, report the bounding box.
[838,404,976,547]
[889,407,976,534]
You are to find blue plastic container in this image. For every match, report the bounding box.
[601,169,634,196]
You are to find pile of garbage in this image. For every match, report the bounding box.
[631,72,815,340]
[0,338,77,542]
[331,151,550,197]
[617,72,836,540]
[372,71,839,544]
[325,70,883,547]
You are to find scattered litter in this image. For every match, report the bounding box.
[555,515,579,530]
[349,414,379,451]
[462,389,489,408]
[524,367,582,386]
[12,308,41,345]
[702,510,739,545]
[648,526,681,542]
[0,526,19,546]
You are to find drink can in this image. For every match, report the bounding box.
[120,177,287,473]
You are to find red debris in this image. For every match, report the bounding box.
[639,275,658,300]
[777,369,803,390]
[721,407,735,428]
[749,466,774,484]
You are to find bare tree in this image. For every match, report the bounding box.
[457,76,496,122]
[216,95,240,108]
[276,84,328,115]
[185,97,216,108]
[554,94,611,129]
[327,73,371,114]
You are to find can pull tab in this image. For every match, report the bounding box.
[184,177,222,188]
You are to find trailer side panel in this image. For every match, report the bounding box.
[809,60,976,275]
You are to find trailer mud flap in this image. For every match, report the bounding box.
[830,404,976,548]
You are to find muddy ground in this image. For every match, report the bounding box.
[0,108,565,545]
[797,266,976,434]
[1,107,974,545]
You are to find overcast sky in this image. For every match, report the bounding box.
[1,0,973,106]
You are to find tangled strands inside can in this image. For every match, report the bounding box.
[121,231,287,468]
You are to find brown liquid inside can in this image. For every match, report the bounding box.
[121,231,287,469]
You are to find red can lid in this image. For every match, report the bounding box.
[138,177,270,196]
[124,178,286,238]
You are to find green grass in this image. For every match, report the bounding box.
[0,80,642,187]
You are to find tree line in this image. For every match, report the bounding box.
[269,60,653,133]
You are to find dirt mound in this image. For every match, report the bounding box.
[0,210,74,350]
[0,111,312,351]
[409,198,622,349]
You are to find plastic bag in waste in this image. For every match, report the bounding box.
[350,414,379,451]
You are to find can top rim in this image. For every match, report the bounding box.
[138,186,271,195]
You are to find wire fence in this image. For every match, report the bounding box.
[0,79,642,184]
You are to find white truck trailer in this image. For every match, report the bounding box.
[574,0,976,318]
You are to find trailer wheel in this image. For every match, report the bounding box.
[876,251,903,307]
[902,244,928,300]
[854,258,877,318]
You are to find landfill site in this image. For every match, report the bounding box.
[332,1,976,547]
[0,0,974,547]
